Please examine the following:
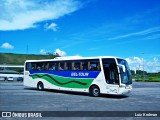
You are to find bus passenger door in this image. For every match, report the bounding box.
[103,64,119,85]
[102,58,119,85]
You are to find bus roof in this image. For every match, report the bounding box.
[0,70,19,74]
[25,56,123,63]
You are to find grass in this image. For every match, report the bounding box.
[0,53,58,72]
[0,53,56,65]
[135,77,160,82]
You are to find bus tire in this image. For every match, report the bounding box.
[37,82,44,91]
[90,86,100,97]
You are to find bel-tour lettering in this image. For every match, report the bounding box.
[71,72,89,77]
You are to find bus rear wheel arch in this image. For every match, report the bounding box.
[89,85,100,97]
[37,82,44,91]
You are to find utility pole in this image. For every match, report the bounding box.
[26,44,28,54]
[142,53,144,81]
[24,44,29,61]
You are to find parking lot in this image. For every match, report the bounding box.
[0,81,160,119]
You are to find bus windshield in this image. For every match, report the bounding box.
[117,59,132,85]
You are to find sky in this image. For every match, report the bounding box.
[0,0,160,73]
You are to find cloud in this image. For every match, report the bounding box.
[40,49,47,54]
[1,42,14,49]
[54,48,66,57]
[88,47,99,51]
[0,0,82,31]
[44,23,57,31]
[68,7,160,47]
[126,57,160,73]
[40,48,67,56]
[108,26,160,40]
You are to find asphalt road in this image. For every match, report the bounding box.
[0,81,160,120]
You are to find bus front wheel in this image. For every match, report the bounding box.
[90,86,100,97]
[37,82,44,91]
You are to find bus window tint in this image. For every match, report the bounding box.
[81,61,88,70]
[44,62,49,70]
[26,59,101,71]
[90,59,100,71]
[36,62,43,71]
[74,61,80,70]
[48,62,55,70]
[58,62,64,70]
[26,63,32,71]
[102,58,119,84]
[81,59,100,71]
[66,61,72,70]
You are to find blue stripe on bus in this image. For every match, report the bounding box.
[29,70,100,78]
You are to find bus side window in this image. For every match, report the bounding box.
[53,62,58,70]
[66,61,72,70]
[37,66,41,70]
[44,62,49,70]
[58,62,64,70]
[51,62,58,70]
[26,63,32,71]
[49,62,54,70]
[74,61,80,70]
[32,63,36,70]
[52,64,56,70]
[36,62,42,71]
[89,59,101,71]
[97,63,101,71]
[81,60,88,70]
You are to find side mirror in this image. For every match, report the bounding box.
[118,64,126,73]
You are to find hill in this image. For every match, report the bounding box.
[0,53,57,65]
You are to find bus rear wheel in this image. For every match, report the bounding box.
[90,86,100,97]
[37,82,44,91]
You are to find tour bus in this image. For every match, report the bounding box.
[23,56,132,97]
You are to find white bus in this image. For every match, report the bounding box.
[0,70,23,81]
[24,56,132,97]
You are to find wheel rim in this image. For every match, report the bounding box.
[93,88,99,96]
[38,83,43,90]
[39,84,42,90]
